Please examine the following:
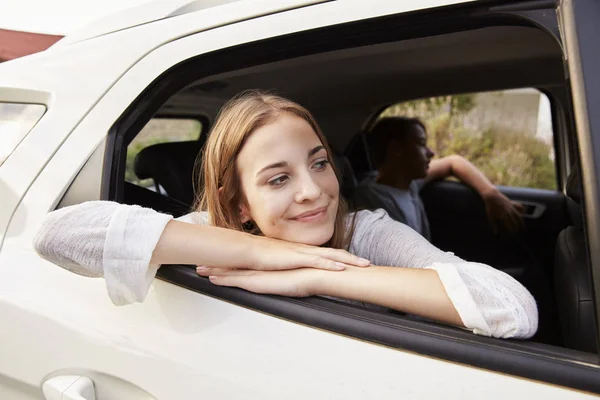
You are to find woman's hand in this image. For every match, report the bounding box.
[244,235,370,272]
[482,189,525,234]
[196,266,321,297]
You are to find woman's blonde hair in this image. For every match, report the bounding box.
[195,90,352,249]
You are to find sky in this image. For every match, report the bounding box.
[0,0,156,35]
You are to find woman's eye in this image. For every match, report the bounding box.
[268,175,288,187]
[313,159,329,170]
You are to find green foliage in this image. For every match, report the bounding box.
[381,94,556,190]
[380,94,476,122]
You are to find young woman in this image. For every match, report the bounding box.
[34,90,537,339]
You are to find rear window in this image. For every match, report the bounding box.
[0,102,46,165]
[377,88,556,190]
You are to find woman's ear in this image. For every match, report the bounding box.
[219,186,252,223]
[239,203,251,223]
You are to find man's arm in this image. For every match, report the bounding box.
[425,155,524,233]
[425,155,491,192]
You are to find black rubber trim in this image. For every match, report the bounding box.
[158,265,600,393]
[101,0,600,393]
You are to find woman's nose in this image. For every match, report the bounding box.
[427,147,435,158]
[295,174,322,203]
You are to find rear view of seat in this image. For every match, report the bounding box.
[344,130,375,182]
[331,153,358,203]
[554,164,598,352]
[134,140,203,206]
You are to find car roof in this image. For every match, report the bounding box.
[53,0,328,46]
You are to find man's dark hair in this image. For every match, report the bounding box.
[368,117,427,167]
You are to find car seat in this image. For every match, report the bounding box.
[134,140,203,205]
[554,164,598,352]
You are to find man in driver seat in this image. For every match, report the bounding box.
[353,117,524,240]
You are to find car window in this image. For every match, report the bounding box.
[0,102,46,166]
[125,118,203,191]
[377,88,556,190]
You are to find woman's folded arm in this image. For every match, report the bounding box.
[348,209,538,338]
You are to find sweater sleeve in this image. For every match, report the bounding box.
[348,209,538,339]
[32,201,205,305]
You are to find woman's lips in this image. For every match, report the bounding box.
[291,206,328,222]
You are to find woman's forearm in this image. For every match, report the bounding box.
[150,220,254,267]
[312,266,464,327]
[151,220,368,271]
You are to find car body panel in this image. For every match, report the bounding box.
[1,0,598,398]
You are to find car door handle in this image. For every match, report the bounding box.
[516,200,546,219]
[43,375,95,400]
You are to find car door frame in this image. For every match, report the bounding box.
[559,0,600,350]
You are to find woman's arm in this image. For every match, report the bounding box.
[314,266,464,326]
[199,210,539,339]
[351,210,538,338]
[153,220,370,271]
[197,265,464,327]
[34,201,370,305]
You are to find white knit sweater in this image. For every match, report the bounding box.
[33,201,538,339]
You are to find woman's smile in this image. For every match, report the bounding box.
[290,205,329,223]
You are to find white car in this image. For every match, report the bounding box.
[1,0,600,399]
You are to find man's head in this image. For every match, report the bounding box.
[370,117,435,180]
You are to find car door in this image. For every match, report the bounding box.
[1,1,600,399]
[421,182,568,279]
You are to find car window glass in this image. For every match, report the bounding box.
[0,102,46,166]
[377,89,556,190]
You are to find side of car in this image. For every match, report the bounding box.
[1,0,600,399]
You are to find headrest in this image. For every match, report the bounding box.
[344,131,375,179]
[331,153,358,201]
[134,140,202,205]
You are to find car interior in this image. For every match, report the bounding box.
[111,22,597,357]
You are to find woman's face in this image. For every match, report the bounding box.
[235,112,339,245]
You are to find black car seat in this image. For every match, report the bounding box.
[123,181,191,217]
[134,140,203,206]
[344,130,375,182]
[554,164,598,352]
[331,153,358,204]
